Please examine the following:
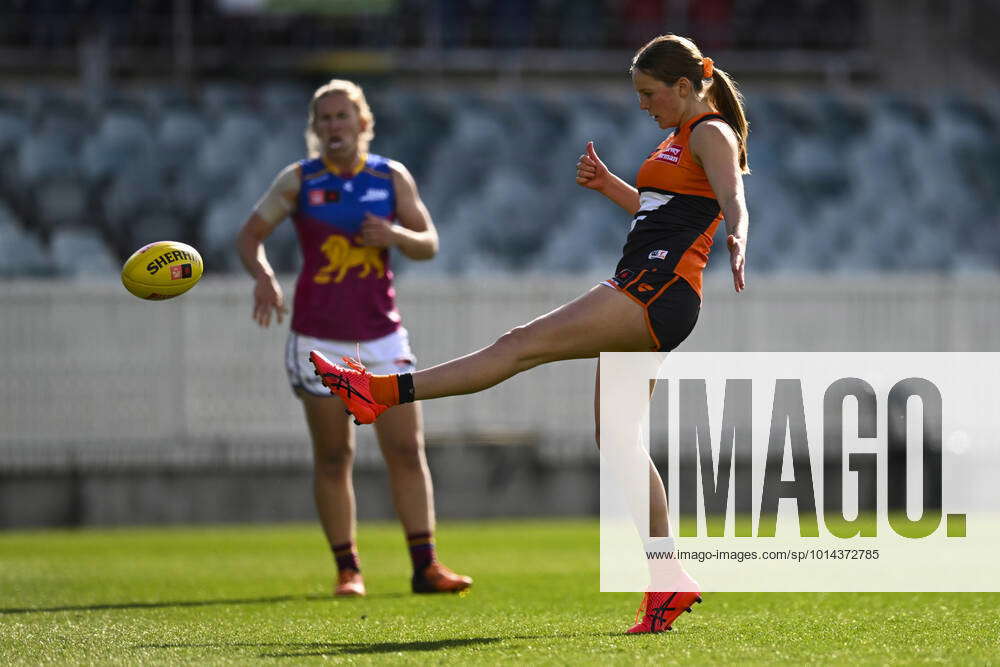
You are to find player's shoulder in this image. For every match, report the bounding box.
[359,153,396,180]
[278,160,305,176]
[272,161,304,192]
[297,156,325,177]
[690,116,737,148]
[365,152,392,171]
[373,155,416,183]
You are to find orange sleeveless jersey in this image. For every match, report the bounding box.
[616,112,726,298]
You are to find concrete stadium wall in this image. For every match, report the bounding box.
[1,274,997,526]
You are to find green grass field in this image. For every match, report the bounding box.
[1,519,997,665]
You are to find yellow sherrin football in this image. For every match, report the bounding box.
[121,240,204,300]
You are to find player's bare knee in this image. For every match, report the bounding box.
[495,325,547,371]
[382,440,425,473]
[313,446,354,475]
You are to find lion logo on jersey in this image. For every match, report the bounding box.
[314,235,385,284]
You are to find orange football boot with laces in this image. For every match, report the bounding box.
[626,587,702,634]
[309,351,390,425]
[411,562,473,594]
[335,570,366,597]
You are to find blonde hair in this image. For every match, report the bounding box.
[632,34,749,173]
[304,79,375,158]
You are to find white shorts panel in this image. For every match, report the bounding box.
[286,327,417,397]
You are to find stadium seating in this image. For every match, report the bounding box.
[0,83,997,278]
[0,97,29,160]
[156,107,211,175]
[50,228,119,278]
[102,161,170,241]
[0,200,50,276]
[81,107,155,187]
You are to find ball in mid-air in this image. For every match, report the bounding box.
[121,241,204,300]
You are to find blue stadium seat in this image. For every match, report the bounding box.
[171,163,215,220]
[251,126,304,189]
[214,111,267,152]
[200,81,254,119]
[103,162,168,234]
[937,96,1000,207]
[260,82,311,121]
[81,109,156,186]
[0,101,30,197]
[156,107,210,174]
[0,99,29,156]
[16,132,79,190]
[35,177,90,231]
[50,228,118,278]
[128,209,189,249]
[536,197,623,274]
[15,132,89,231]
[200,195,249,272]
[141,84,199,114]
[370,91,453,182]
[194,111,267,198]
[446,166,551,270]
[0,201,51,276]
[32,93,91,148]
[0,85,998,278]
[420,99,507,218]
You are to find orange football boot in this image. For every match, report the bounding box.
[309,351,389,425]
[626,588,702,633]
[411,562,473,594]
[335,570,366,597]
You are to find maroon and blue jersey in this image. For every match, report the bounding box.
[290,153,401,341]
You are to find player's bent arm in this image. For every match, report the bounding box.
[236,163,300,280]
[389,160,439,261]
[599,173,642,215]
[236,213,281,280]
[692,121,748,243]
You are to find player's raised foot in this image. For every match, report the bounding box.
[626,587,702,634]
[309,351,389,425]
[335,570,366,597]
[411,562,473,594]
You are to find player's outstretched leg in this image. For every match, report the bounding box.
[310,351,388,425]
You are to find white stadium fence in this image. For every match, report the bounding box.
[2,273,997,465]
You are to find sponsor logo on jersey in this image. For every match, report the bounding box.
[359,188,390,203]
[313,234,386,284]
[636,282,655,293]
[654,144,684,164]
[648,249,669,260]
[308,189,340,206]
[170,263,193,280]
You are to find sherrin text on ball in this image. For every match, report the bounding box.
[121,240,204,300]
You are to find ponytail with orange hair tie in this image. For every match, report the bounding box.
[702,57,714,79]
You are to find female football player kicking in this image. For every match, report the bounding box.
[311,33,749,633]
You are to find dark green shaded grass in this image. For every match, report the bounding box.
[1,520,997,664]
